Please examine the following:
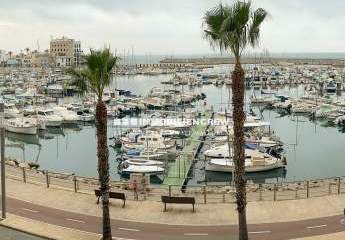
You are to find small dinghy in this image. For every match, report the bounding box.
[118,164,165,176]
[123,159,164,166]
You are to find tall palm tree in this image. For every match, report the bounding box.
[68,48,119,240]
[203,2,268,240]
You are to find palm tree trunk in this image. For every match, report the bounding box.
[96,100,112,240]
[231,61,248,240]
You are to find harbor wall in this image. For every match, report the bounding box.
[159,57,345,67]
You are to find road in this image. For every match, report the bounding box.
[3,197,345,240]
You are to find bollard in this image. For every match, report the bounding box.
[22,167,26,183]
[338,177,341,194]
[203,185,207,204]
[295,189,298,199]
[168,185,172,197]
[45,171,50,188]
[259,184,262,201]
[273,184,277,201]
[222,192,225,203]
[306,181,310,198]
[73,176,77,193]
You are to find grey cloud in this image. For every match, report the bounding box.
[0,0,344,54]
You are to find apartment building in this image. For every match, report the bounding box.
[50,36,82,67]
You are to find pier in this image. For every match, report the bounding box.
[163,110,213,188]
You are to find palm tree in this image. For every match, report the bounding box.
[203,2,268,240]
[68,48,119,240]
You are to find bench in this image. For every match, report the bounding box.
[161,196,195,212]
[94,189,126,208]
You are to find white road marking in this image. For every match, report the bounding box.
[307,224,327,229]
[112,237,136,240]
[65,218,86,224]
[118,227,140,232]
[21,208,39,213]
[184,233,209,236]
[249,230,272,234]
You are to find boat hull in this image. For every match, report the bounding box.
[119,165,165,176]
[206,160,284,173]
[46,120,62,127]
[5,125,37,135]
[79,115,95,122]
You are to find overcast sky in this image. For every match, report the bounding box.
[0,0,344,55]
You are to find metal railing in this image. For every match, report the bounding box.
[6,164,345,204]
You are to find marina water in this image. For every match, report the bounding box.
[5,71,345,184]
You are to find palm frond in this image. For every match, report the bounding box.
[202,1,268,59]
[202,4,229,52]
[67,47,119,100]
[66,68,89,95]
[248,8,268,47]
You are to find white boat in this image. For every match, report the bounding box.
[135,150,176,161]
[53,106,79,123]
[119,165,165,176]
[46,84,63,96]
[161,129,181,137]
[23,107,46,130]
[78,113,95,122]
[335,115,345,125]
[27,117,46,130]
[4,103,20,118]
[252,76,262,85]
[246,137,282,148]
[291,103,314,114]
[5,118,37,135]
[123,132,176,151]
[273,101,291,110]
[250,96,276,105]
[37,109,64,127]
[313,104,339,118]
[77,109,95,122]
[102,90,115,102]
[206,152,284,173]
[204,145,257,158]
[324,80,337,93]
[122,159,164,166]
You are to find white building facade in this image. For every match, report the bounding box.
[50,36,82,67]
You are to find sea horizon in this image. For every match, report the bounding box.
[118,52,345,64]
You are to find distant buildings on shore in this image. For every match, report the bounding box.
[0,36,83,68]
[50,36,82,67]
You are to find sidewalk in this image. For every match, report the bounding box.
[295,232,345,240]
[5,177,345,226]
[4,177,345,239]
[1,215,100,240]
[0,224,48,240]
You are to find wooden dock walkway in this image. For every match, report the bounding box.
[163,110,213,188]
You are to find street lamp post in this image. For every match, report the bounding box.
[0,102,6,218]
